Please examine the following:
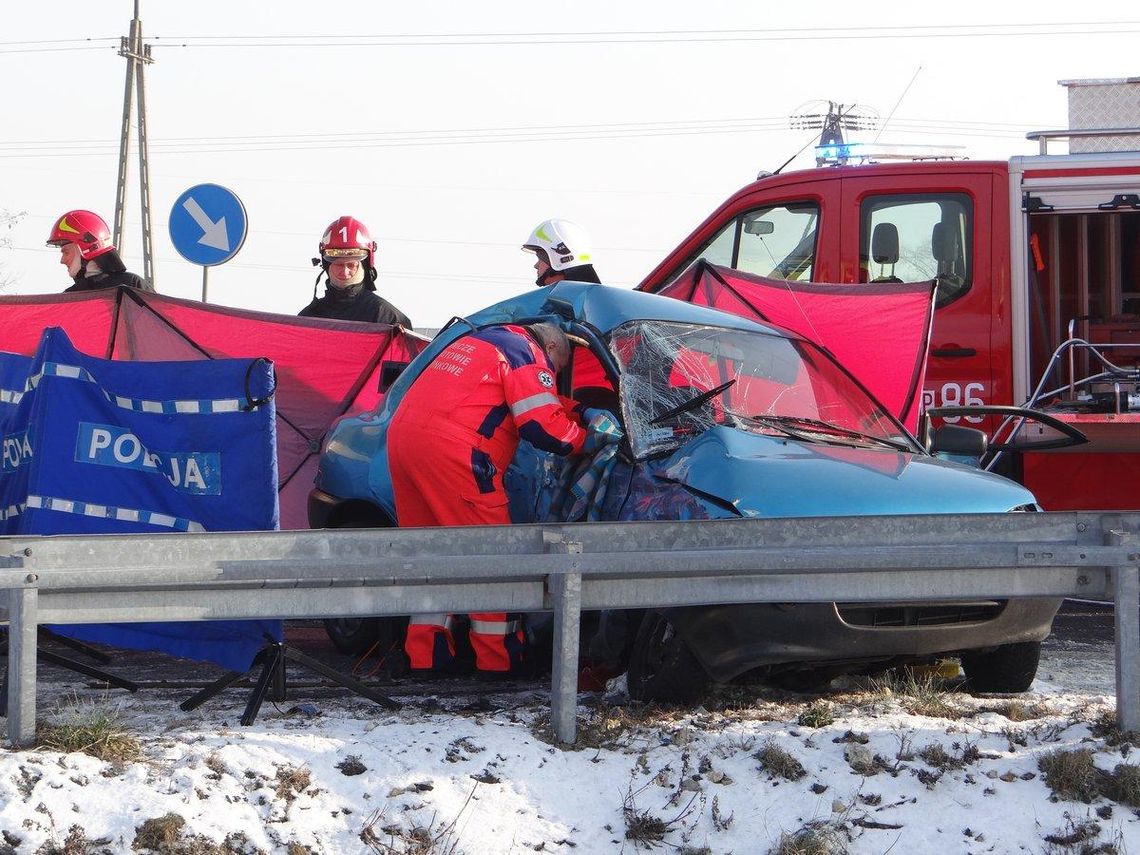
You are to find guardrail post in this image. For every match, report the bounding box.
[8,584,39,748]
[547,538,583,745]
[1110,530,1140,733]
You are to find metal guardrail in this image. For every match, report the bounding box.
[2,512,1139,747]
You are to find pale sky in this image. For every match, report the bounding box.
[2,2,1138,327]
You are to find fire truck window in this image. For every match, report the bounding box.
[860,194,973,308]
[673,202,819,282]
[689,220,737,268]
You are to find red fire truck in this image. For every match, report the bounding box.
[640,81,1140,511]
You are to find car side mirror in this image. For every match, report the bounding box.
[928,424,988,458]
[379,360,410,394]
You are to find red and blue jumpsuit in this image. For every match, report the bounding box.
[388,324,587,672]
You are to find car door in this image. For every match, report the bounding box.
[839,169,995,425]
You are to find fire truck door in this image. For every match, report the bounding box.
[840,174,994,425]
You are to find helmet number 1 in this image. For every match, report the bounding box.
[338,226,349,243]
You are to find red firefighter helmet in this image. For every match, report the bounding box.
[46,210,114,260]
[319,216,377,268]
[316,216,378,290]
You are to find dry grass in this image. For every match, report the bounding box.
[769,822,849,855]
[360,786,476,854]
[983,698,1054,722]
[1089,710,1140,749]
[1103,763,1140,807]
[274,765,312,802]
[530,702,664,750]
[918,740,980,771]
[37,701,140,763]
[754,740,807,781]
[1039,749,1104,803]
[620,784,697,852]
[132,813,186,851]
[130,813,259,855]
[870,670,962,719]
[797,701,835,729]
[1042,817,1120,854]
[36,824,113,854]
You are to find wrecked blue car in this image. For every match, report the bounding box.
[310,282,1060,701]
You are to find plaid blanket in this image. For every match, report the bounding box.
[551,410,623,522]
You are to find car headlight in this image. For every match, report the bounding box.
[1008,503,1042,513]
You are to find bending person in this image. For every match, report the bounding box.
[388,321,616,675]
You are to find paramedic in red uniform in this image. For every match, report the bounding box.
[389,321,600,675]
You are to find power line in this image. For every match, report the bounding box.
[0,113,1044,152]
[4,22,1134,55]
[0,46,117,55]
[145,21,1140,48]
[0,116,791,148]
[0,37,118,47]
[0,113,1049,160]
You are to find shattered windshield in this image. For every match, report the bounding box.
[609,320,914,459]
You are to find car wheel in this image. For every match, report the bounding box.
[319,510,398,655]
[960,641,1041,693]
[627,612,710,705]
[323,617,382,655]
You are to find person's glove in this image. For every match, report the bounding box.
[582,410,623,454]
[581,406,614,425]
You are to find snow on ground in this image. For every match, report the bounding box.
[0,645,1136,854]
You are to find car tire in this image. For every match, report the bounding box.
[319,511,398,655]
[960,641,1041,693]
[627,612,710,705]
[323,617,383,655]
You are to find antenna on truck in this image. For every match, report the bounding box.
[873,65,923,144]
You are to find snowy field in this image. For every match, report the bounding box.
[0,639,1134,855]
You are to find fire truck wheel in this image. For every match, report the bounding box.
[627,612,711,705]
[960,641,1041,693]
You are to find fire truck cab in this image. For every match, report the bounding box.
[640,81,1140,511]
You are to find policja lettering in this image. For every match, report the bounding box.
[76,422,221,495]
[1,431,33,472]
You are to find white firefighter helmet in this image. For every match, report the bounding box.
[521,218,593,272]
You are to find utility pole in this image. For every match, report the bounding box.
[790,102,878,166]
[112,0,156,285]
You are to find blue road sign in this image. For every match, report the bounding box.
[169,184,248,267]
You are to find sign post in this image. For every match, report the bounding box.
[168,184,248,302]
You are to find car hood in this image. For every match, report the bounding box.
[656,427,1037,517]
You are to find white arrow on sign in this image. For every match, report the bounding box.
[181,197,230,252]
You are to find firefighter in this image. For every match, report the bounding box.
[300,216,411,326]
[388,321,618,675]
[521,218,601,286]
[46,210,153,293]
[523,218,615,409]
